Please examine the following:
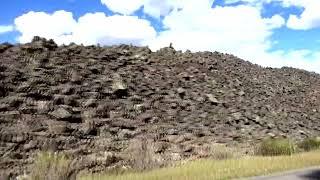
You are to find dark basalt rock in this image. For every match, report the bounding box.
[1,37,320,176]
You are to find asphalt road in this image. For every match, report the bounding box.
[248,167,320,180]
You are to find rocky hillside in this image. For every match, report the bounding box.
[1,37,320,176]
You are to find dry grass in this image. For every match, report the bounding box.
[79,150,320,180]
[298,137,320,151]
[125,138,163,171]
[255,138,296,156]
[29,151,73,180]
[26,139,320,180]
[196,144,242,160]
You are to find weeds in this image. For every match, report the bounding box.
[255,138,296,156]
[126,138,163,171]
[298,137,320,151]
[197,144,239,160]
[29,151,73,180]
[80,150,320,180]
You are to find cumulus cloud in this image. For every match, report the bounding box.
[286,1,320,30]
[100,0,144,15]
[225,0,320,30]
[11,0,320,73]
[0,25,14,34]
[265,14,286,28]
[100,0,186,18]
[72,13,156,45]
[144,0,320,73]
[15,10,77,44]
[14,11,156,45]
[251,49,320,73]
[141,0,180,19]
[147,3,284,55]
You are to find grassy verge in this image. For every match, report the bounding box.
[80,150,320,180]
[255,138,296,156]
[298,137,320,151]
[29,151,73,180]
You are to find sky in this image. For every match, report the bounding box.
[1,0,320,73]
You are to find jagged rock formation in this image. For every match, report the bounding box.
[1,37,320,175]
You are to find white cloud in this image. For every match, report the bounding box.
[14,11,156,46]
[0,25,13,34]
[264,14,285,28]
[147,4,284,55]
[252,49,320,73]
[224,0,320,30]
[72,13,156,45]
[145,1,320,73]
[100,0,188,18]
[142,0,180,19]
[100,0,144,15]
[11,0,320,73]
[15,10,77,44]
[286,1,320,30]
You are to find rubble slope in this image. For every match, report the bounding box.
[1,37,320,175]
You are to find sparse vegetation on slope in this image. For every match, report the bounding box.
[80,150,320,180]
[11,138,320,179]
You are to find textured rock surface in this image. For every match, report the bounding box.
[1,37,320,175]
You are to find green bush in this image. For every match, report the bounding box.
[255,138,296,156]
[298,137,320,151]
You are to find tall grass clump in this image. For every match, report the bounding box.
[298,137,320,151]
[125,138,163,171]
[255,138,296,156]
[29,151,73,180]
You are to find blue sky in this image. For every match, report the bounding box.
[1,0,320,72]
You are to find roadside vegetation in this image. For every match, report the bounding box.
[298,137,320,151]
[255,138,296,156]
[27,137,320,180]
[28,151,73,180]
[80,150,320,180]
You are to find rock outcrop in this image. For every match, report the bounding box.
[1,37,320,175]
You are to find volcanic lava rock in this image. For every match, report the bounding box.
[1,37,320,175]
